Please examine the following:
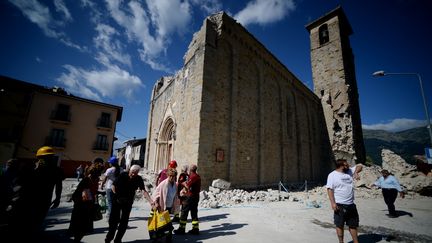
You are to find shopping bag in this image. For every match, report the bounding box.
[98,194,107,214]
[148,210,173,240]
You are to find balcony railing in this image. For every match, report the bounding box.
[97,118,112,128]
[50,110,71,122]
[93,141,109,151]
[45,136,66,148]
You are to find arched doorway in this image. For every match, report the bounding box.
[155,117,175,172]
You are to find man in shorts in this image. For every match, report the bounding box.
[326,159,363,243]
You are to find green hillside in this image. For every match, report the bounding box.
[363,126,430,165]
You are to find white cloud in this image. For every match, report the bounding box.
[190,0,222,15]
[8,0,85,51]
[146,0,191,37]
[234,0,295,26]
[80,0,102,24]
[105,0,192,71]
[9,0,59,38]
[57,64,144,101]
[94,24,132,67]
[54,0,73,22]
[362,118,428,132]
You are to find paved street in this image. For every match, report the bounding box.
[28,178,432,243]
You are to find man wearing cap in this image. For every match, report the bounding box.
[373,169,405,218]
[4,146,64,240]
[32,146,65,228]
[101,156,123,218]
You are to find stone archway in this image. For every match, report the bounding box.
[155,117,175,172]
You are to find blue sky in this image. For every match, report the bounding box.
[1,0,431,148]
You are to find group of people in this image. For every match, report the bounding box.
[326,159,405,243]
[153,160,202,236]
[74,156,406,243]
[0,145,202,243]
[2,146,407,243]
[69,157,201,243]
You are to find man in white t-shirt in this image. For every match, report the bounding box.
[326,159,362,243]
[101,156,123,218]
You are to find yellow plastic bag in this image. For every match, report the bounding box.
[148,210,172,240]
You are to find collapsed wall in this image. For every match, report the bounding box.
[306,7,366,165]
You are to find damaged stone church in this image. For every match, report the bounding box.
[144,7,365,189]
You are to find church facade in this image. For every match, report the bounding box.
[145,8,363,188]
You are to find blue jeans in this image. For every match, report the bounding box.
[106,188,114,216]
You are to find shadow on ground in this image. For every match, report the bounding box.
[312,219,432,243]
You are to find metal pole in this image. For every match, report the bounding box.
[416,74,432,147]
[278,182,281,201]
[373,71,432,147]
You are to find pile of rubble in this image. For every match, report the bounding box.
[62,149,431,209]
[356,149,432,195]
[112,149,431,208]
[196,149,432,208]
[199,179,290,208]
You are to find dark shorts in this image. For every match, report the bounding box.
[334,203,359,228]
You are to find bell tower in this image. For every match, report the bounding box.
[306,6,365,164]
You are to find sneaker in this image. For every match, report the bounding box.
[188,228,199,235]
[174,228,185,235]
[386,214,398,218]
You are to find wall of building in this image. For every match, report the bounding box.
[145,21,207,173]
[17,91,119,176]
[197,13,332,188]
[146,12,333,189]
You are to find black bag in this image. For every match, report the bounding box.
[92,203,103,221]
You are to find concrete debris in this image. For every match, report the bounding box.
[198,186,289,208]
[381,149,417,176]
[211,179,231,189]
[195,149,432,208]
[118,149,431,208]
[381,149,432,194]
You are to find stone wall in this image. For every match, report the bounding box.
[197,13,333,188]
[307,7,365,165]
[146,12,333,189]
[144,23,206,172]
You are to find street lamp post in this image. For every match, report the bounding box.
[372,70,432,147]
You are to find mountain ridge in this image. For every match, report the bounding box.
[363,126,429,165]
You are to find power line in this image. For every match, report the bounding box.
[115,130,132,139]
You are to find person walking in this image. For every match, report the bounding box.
[155,160,177,186]
[105,165,153,243]
[174,164,201,235]
[76,164,84,181]
[69,164,101,242]
[101,156,123,218]
[150,168,180,242]
[152,168,180,216]
[173,164,189,222]
[326,159,362,243]
[373,169,405,218]
[32,146,65,231]
[4,147,64,240]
